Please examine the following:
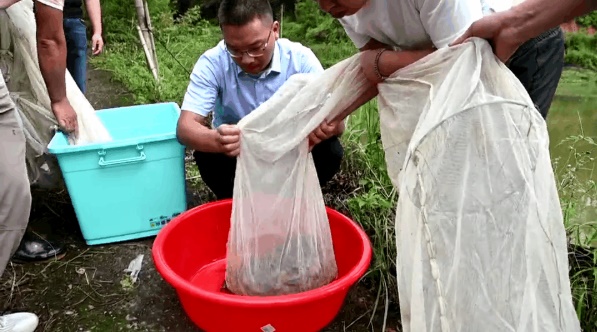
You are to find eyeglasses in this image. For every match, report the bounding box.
[225,28,273,58]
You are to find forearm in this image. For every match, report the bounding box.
[377,49,435,78]
[34,3,68,104]
[330,49,433,124]
[506,0,597,44]
[562,0,597,21]
[85,0,102,35]
[177,113,224,153]
[330,83,379,124]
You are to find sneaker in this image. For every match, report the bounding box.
[0,312,39,332]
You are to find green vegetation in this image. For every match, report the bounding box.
[576,11,597,28]
[556,68,597,98]
[555,133,597,327]
[92,0,597,329]
[565,33,597,71]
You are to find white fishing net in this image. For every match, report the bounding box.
[378,37,580,332]
[225,35,580,329]
[225,56,373,296]
[1,0,111,186]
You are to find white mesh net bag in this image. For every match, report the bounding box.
[225,55,371,296]
[377,37,580,332]
[1,0,111,186]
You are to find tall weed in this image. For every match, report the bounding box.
[554,132,597,329]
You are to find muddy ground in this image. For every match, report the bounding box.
[0,67,401,331]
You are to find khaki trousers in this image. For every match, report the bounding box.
[0,71,31,278]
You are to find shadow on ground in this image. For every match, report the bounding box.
[0,67,401,331]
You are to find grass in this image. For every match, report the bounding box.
[555,133,597,328]
[565,32,597,71]
[90,0,597,330]
[556,68,597,98]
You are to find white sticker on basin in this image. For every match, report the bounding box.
[261,324,276,332]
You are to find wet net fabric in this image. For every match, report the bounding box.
[225,56,371,296]
[1,0,111,186]
[377,38,580,332]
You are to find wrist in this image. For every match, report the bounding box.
[210,129,225,153]
[50,97,69,107]
[374,49,389,80]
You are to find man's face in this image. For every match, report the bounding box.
[315,0,369,18]
[222,17,278,75]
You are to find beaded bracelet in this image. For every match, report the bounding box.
[374,48,388,81]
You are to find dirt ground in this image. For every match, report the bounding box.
[0,67,401,331]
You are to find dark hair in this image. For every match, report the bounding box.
[218,0,274,26]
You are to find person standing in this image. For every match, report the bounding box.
[311,0,582,331]
[1,0,78,330]
[476,0,566,119]
[452,0,597,65]
[63,0,104,94]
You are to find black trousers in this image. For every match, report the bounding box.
[193,136,344,200]
[507,27,566,119]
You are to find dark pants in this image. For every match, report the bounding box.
[194,136,344,200]
[63,18,88,94]
[507,27,565,119]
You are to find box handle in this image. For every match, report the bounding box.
[98,145,146,167]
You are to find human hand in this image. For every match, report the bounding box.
[308,120,343,151]
[91,33,104,55]
[51,98,78,138]
[450,13,524,63]
[217,124,240,157]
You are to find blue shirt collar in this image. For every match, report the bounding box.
[234,40,281,78]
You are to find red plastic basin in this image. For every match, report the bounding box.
[152,199,372,332]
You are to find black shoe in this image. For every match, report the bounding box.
[11,232,67,264]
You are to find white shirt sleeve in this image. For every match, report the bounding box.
[338,17,371,50]
[35,0,64,10]
[416,0,483,49]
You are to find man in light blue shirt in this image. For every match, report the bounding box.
[176,0,345,200]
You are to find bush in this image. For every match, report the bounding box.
[576,11,597,28]
[565,33,597,70]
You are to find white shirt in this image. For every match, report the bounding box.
[36,0,63,10]
[338,0,484,50]
[481,0,523,14]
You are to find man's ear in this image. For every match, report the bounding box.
[272,20,280,39]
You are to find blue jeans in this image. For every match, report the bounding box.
[63,18,88,94]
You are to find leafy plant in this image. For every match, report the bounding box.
[565,32,597,70]
[576,11,597,28]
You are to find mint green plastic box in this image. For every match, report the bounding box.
[47,102,187,245]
